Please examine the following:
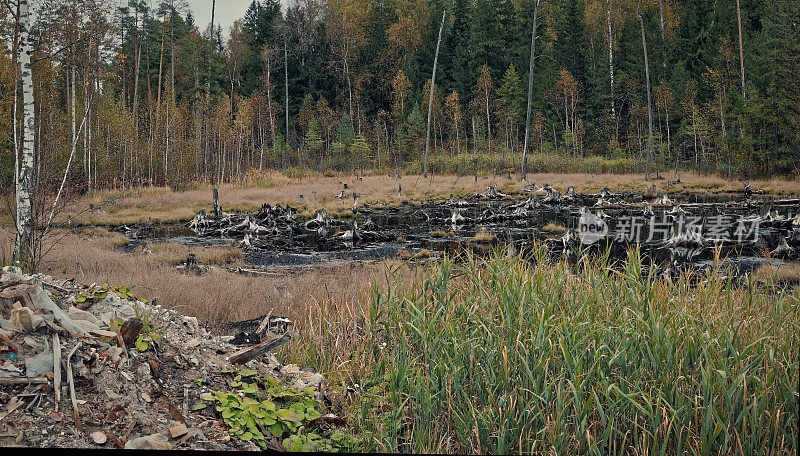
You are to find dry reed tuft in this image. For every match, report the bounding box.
[541,222,566,232]
[469,229,496,243]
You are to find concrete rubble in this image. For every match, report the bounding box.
[0,265,339,450]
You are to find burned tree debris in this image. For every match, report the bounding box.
[174,183,800,277]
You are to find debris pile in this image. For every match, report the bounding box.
[0,266,343,450]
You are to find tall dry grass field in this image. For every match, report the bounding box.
[288,247,799,454]
[0,226,408,325]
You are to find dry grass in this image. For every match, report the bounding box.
[37,170,800,228]
[542,222,566,233]
[469,229,497,243]
[429,230,454,238]
[9,228,407,325]
[755,262,800,284]
[398,249,432,261]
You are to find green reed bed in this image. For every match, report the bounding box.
[289,247,799,454]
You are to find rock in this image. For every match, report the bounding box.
[0,284,86,335]
[65,306,103,332]
[0,266,24,284]
[181,316,200,334]
[91,431,107,445]
[105,388,122,400]
[124,433,173,450]
[186,338,201,348]
[10,306,44,332]
[169,423,188,438]
[304,372,324,389]
[92,292,136,326]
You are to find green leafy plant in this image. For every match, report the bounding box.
[75,283,139,305]
[283,432,331,452]
[203,371,326,450]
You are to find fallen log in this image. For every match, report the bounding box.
[229,332,291,364]
[0,377,50,386]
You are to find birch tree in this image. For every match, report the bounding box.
[14,0,34,267]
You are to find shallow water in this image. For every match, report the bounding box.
[115,188,800,279]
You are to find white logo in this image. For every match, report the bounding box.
[578,213,608,244]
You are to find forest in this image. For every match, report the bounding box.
[0,0,798,194]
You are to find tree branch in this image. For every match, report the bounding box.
[32,33,100,63]
[0,0,16,16]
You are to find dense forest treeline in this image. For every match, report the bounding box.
[0,0,798,193]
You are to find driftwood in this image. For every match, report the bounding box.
[0,377,50,386]
[229,332,291,364]
[53,334,61,410]
[255,309,274,335]
[66,343,83,434]
[119,317,143,348]
[0,397,24,423]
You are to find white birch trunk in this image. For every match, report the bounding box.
[15,0,34,266]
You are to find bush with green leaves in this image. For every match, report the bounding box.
[203,370,333,451]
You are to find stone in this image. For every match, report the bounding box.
[304,372,324,389]
[181,316,199,334]
[91,431,107,445]
[124,433,173,450]
[169,423,188,438]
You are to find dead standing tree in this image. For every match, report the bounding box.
[521,0,541,181]
[424,8,447,179]
[637,0,655,180]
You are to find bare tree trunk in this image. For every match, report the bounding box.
[266,59,275,159]
[638,3,654,181]
[521,0,540,181]
[15,0,34,267]
[607,0,615,126]
[11,0,20,187]
[424,9,446,178]
[284,33,289,166]
[719,90,730,181]
[133,7,141,133]
[205,0,215,180]
[157,13,166,183]
[736,0,745,99]
[170,0,175,98]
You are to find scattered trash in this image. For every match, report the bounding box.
[0,265,334,450]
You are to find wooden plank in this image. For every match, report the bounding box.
[53,334,61,411]
[228,332,291,364]
[66,343,83,435]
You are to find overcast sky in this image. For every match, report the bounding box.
[187,0,289,37]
